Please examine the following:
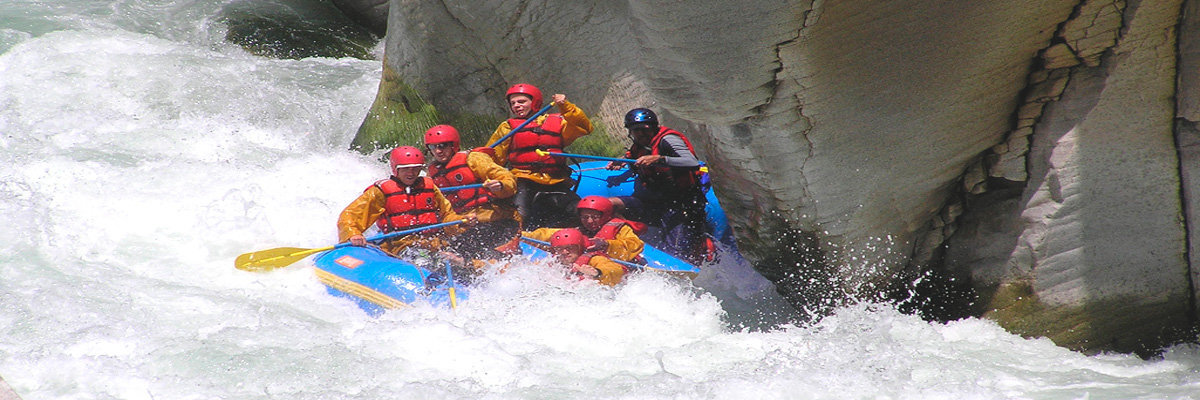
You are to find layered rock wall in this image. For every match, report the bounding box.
[356,0,1199,353]
[945,0,1192,353]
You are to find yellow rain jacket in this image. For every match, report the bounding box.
[578,254,628,286]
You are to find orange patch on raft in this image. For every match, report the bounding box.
[335,255,364,269]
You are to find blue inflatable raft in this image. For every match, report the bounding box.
[313,161,733,313]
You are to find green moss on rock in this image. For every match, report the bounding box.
[353,70,627,156]
[565,124,624,158]
[351,66,441,153]
[436,113,504,149]
[981,280,1194,356]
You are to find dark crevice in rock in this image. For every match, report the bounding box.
[1173,117,1200,332]
[898,177,1027,323]
[1173,0,1198,329]
[901,0,1100,324]
[745,217,841,321]
[755,1,817,223]
[503,0,533,53]
[918,0,1200,355]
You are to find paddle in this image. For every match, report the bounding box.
[443,260,459,309]
[535,149,634,164]
[519,236,643,270]
[439,183,483,192]
[483,103,556,149]
[537,150,709,174]
[234,220,465,272]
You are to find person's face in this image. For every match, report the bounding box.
[552,244,583,264]
[427,142,457,163]
[628,126,655,146]
[394,165,423,185]
[579,209,606,233]
[508,94,534,118]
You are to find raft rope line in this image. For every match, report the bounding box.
[314,268,409,309]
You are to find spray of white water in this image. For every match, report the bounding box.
[2,1,1199,399]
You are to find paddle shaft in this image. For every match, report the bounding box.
[486,103,556,148]
[235,220,465,271]
[439,183,483,192]
[520,236,643,269]
[540,150,709,170]
[443,260,459,309]
[357,220,464,246]
[536,150,634,164]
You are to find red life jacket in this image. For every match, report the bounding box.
[590,218,647,239]
[507,114,567,174]
[428,151,490,213]
[628,127,703,191]
[373,176,439,233]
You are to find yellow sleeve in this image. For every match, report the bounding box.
[467,151,516,198]
[523,227,561,243]
[485,121,513,165]
[337,186,386,242]
[589,256,626,286]
[604,225,645,262]
[558,100,593,147]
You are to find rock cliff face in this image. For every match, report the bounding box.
[353,0,1198,354]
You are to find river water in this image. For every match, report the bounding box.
[2,1,1199,399]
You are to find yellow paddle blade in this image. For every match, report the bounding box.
[234,246,333,272]
[535,149,549,156]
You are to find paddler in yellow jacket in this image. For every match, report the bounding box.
[337,146,476,256]
[483,83,593,229]
[423,124,519,259]
[521,195,644,263]
[548,228,627,286]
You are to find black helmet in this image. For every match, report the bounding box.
[624,108,659,129]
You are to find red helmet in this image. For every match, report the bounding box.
[424,124,460,149]
[550,228,588,249]
[388,146,426,172]
[506,83,543,109]
[576,195,614,221]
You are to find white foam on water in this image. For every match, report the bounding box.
[1,1,1199,399]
